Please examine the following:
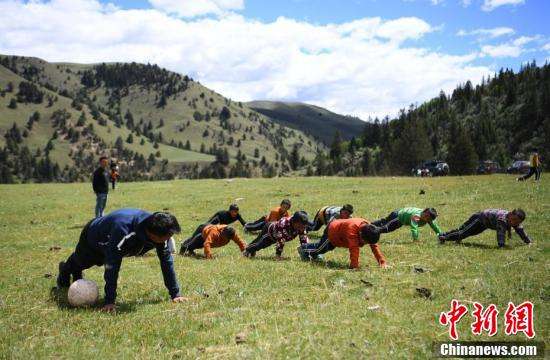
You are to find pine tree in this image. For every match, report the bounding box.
[126,133,134,144]
[290,144,300,170]
[8,98,17,109]
[446,120,478,175]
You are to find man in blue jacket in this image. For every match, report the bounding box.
[57,208,187,312]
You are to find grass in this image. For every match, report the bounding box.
[0,175,548,359]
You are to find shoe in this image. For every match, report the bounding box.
[243,250,255,258]
[297,246,309,261]
[56,261,70,288]
[438,235,446,244]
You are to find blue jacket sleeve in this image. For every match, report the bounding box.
[103,226,127,305]
[156,243,181,299]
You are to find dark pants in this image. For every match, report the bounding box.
[58,221,103,285]
[180,224,206,253]
[111,180,116,190]
[519,167,538,181]
[181,233,205,253]
[301,228,335,257]
[244,217,267,232]
[535,167,541,180]
[371,211,402,233]
[245,225,278,255]
[441,213,487,242]
[307,210,324,232]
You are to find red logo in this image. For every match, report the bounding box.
[471,302,499,336]
[504,301,535,338]
[439,299,469,340]
[439,300,535,340]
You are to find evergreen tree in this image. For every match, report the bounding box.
[126,133,134,144]
[290,144,300,170]
[446,120,478,175]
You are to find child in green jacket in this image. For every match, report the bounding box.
[371,207,441,241]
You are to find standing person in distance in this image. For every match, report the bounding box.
[93,156,110,218]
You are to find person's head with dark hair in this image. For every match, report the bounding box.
[421,207,438,222]
[221,226,236,240]
[280,199,291,212]
[99,156,108,168]
[290,210,309,232]
[340,204,354,219]
[533,148,538,153]
[360,224,380,245]
[509,208,526,227]
[229,203,239,217]
[145,212,181,243]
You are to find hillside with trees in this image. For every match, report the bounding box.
[0,55,323,183]
[247,101,366,144]
[313,61,550,176]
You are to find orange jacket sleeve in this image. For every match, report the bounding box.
[369,244,386,266]
[232,234,246,252]
[203,230,215,259]
[349,246,360,269]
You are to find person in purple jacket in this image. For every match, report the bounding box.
[243,211,310,258]
[438,209,532,248]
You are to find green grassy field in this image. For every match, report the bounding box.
[0,175,548,359]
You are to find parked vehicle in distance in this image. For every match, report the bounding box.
[506,160,530,174]
[412,160,450,177]
[477,160,501,175]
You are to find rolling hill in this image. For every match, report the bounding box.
[0,55,325,182]
[247,100,367,144]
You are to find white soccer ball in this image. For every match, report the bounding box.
[67,279,99,307]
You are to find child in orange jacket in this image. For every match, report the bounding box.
[180,225,245,259]
[244,199,291,232]
[298,218,387,269]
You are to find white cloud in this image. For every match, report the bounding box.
[480,36,537,58]
[543,43,550,52]
[149,0,244,17]
[457,27,515,40]
[482,0,525,12]
[0,0,490,119]
[461,0,472,7]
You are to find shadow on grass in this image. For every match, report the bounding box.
[246,255,291,262]
[49,287,163,314]
[453,242,507,250]
[310,259,349,270]
[67,224,87,230]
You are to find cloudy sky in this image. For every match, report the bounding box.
[1,0,548,119]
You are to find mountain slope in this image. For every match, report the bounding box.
[247,101,366,144]
[0,55,324,182]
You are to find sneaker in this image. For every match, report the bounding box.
[242,250,255,258]
[297,246,309,261]
[56,261,70,288]
[438,235,446,244]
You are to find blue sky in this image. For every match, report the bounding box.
[1,0,549,118]
[103,0,550,70]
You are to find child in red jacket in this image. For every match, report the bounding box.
[298,218,387,269]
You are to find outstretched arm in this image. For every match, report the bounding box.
[429,220,442,235]
[233,234,246,252]
[369,244,387,267]
[156,244,181,299]
[514,226,532,244]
